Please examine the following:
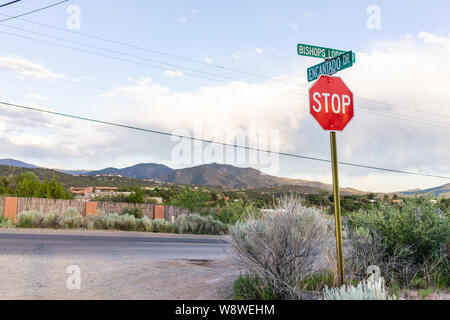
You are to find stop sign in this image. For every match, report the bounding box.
[309,75,354,131]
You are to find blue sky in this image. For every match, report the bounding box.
[0,0,449,192]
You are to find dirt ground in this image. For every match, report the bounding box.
[0,254,239,300]
[0,229,240,300]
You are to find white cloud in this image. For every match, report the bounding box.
[95,32,450,191]
[0,56,64,80]
[204,58,213,64]
[178,17,187,23]
[26,94,49,101]
[302,11,315,19]
[289,23,298,30]
[164,70,185,78]
[255,48,263,54]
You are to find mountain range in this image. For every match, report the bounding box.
[0,158,364,193]
[86,162,367,193]
[398,183,450,197]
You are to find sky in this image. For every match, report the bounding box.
[0,0,449,192]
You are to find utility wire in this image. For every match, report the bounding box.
[1,24,449,128]
[0,9,292,85]
[1,13,449,129]
[0,101,449,180]
[0,22,252,83]
[2,27,450,134]
[2,28,450,132]
[0,0,21,9]
[0,0,68,23]
[1,10,448,121]
[0,28,306,100]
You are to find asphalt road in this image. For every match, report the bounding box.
[0,232,231,260]
[0,231,237,299]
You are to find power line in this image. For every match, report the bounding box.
[1,16,449,129]
[0,29,230,84]
[0,9,291,85]
[0,0,68,23]
[3,27,450,134]
[0,22,252,83]
[0,101,449,180]
[0,0,21,9]
[0,28,306,100]
[2,11,449,121]
[2,26,450,130]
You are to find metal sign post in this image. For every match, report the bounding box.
[302,42,356,286]
[330,131,345,286]
[308,73,355,287]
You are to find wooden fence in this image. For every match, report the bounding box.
[0,197,189,222]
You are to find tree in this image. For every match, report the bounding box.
[15,172,41,197]
[128,187,145,204]
[170,188,211,213]
[12,172,72,199]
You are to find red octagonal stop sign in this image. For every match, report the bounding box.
[309,75,354,131]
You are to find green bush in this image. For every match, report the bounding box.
[122,207,143,219]
[200,202,258,225]
[348,197,449,265]
[17,211,44,228]
[0,217,15,228]
[299,272,335,292]
[233,274,278,300]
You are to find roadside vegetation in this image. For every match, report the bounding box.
[229,195,449,300]
[0,208,227,235]
[0,171,448,299]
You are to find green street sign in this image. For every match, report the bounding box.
[307,51,354,82]
[298,43,356,63]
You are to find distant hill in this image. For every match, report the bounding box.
[0,158,366,194]
[0,165,161,189]
[87,163,174,180]
[398,183,450,198]
[86,162,365,194]
[0,159,38,169]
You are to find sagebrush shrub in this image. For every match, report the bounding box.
[116,214,137,231]
[86,214,95,229]
[60,208,83,229]
[136,216,152,232]
[229,195,331,300]
[43,211,61,228]
[323,277,396,300]
[152,219,172,233]
[17,211,44,228]
[174,214,227,235]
